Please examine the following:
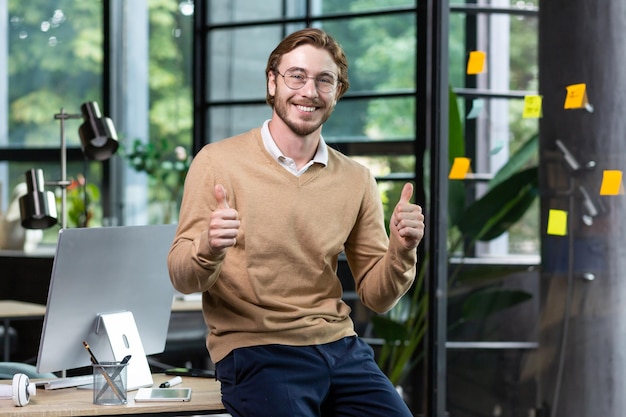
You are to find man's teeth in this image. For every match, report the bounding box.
[297,105,315,112]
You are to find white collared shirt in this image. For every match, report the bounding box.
[261,120,328,177]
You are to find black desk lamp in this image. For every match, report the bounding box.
[19,101,118,230]
[18,169,58,229]
[78,102,119,161]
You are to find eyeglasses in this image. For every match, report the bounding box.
[275,67,338,93]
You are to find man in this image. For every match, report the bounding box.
[168,27,424,417]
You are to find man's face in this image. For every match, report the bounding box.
[268,44,340,137]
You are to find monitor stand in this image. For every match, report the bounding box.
[97,311,153,390]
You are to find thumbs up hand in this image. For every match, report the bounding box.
[208,184,240,255]
[390,183,424,250]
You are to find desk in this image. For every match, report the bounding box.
[0,298,206,366]
[0,301,47,361]
[171,296,202,313]
[0,374,226,416]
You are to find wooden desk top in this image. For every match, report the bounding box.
[0,374,225,416]
[170,297,202,313]
[0,300,46,320]
[0,298,200,319]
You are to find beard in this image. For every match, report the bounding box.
[273,97,334,136]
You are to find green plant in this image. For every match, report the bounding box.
[125,138,191,223]
[372,88,539,386]
[64,175,102,228]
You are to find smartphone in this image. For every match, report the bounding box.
[135,387,192,402]
[165,367,216,378]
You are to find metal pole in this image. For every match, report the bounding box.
[59,108,67,230]
[53,109,81,229]
[419,0,449,415]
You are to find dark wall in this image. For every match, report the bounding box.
[0,253,53,304]
[538,1,626,416]
[0,253,53,362]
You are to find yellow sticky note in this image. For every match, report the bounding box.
[467,51,486,75]
[600,170,624,195]
[547,209,568,236]
[522,95,543,118]
[564,83,589,109]
[449,157,471,179]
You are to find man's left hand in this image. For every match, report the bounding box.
[390,183,425,250]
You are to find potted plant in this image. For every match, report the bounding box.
[371,88,539,387]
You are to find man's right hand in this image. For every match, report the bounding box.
[208,184,240,255]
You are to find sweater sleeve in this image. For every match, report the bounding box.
[167,146,226,294]
[344,174,417,314]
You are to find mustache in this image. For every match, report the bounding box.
[293,99,323,107]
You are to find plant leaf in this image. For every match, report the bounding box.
[461,288,532,321]
[457,167,538,241]
[489,133,538,189]
[449,263,534,295]
[448,87,467,228]
[370,315,409,342]
[448,86,465,164]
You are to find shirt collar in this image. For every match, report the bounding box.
[261,119,328,168]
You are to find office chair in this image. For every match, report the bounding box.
[0,362,56,380]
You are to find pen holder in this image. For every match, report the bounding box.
[92,361,128,405]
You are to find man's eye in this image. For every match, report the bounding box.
[289,73,305,81]
[318,77,334,85]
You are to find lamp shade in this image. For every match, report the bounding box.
[19,169,58,229]
[78,101,119,161]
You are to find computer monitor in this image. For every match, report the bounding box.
[36,224,177,389]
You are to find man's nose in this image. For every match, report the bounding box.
[300,77,319,96]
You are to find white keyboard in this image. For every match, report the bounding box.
[37,374,93,390]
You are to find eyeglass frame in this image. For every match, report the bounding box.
[273,67,340,93]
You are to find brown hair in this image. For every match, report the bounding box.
[265,28,350,107]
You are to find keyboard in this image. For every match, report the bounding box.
[37,374,93,390]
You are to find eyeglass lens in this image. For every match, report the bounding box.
[281,68,337,93]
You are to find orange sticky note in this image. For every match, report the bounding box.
[564,83,589,109]
[600,170,624,195]
[547,209,567,236]
[449,157,471,179]
[522,95,543,118]
[467,51,486,75]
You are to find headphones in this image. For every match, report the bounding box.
[0,373,36,407]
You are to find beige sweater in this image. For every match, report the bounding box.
[167,128,417,363]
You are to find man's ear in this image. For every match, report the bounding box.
[333,87,342,106]
[268,71,277,96]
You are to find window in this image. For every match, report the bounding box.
[450,0,540,256]
[198,1,419,227]
[1,1,105,240]
[0,1,195,235]
[109,0,193,226]
[447,2,540,417]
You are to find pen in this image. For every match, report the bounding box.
[160,376,182,388]
[82,341,100,365]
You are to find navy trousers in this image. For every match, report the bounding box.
[215,336,413,417]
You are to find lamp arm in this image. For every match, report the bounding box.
[54,109,82,229]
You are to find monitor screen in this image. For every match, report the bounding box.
[36,224,177,387]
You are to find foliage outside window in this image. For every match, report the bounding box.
[2,1,194,231]
[449,1,540,255]
[140,0,194,224]
[125,138,191,224]
[4,1,104,241]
